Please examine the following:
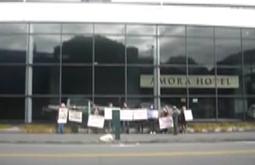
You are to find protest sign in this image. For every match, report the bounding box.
[147,110,159,119]
[184,109,193,121]
[133,109,148,120]
[159,116,173,130]
[68,110,82,123]
[120,110,133,121]
[57,107,68,124]
[87,115,105,128]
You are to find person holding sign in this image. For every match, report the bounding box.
[57,103,68,134]
[179,105,187,133]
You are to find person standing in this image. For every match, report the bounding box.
[57,103,68,134]
[179,105,187,133]
[172,106,180,135]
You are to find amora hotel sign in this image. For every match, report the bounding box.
[140,75,239,88]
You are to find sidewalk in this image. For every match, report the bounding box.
[0,132,254,144]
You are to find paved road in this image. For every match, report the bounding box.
[0,142,254,165]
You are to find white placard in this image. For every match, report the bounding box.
[68,110,82,123]
[148,110,159,119]
[57,107,68,124]
[87,115,105,128]
[184,109,193,121]
[120,110,134,121]
[104,107,113,120]
[159,116,173,130]
[133,109,148,120]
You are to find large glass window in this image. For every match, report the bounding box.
[95,35,125,64]
[95,66,124,95]
[244,66,255,95]
[243,39,255,66]
[187,26,213,37]
[215,38,241,66]
[33,35,61,63]
[0,66,25,94]
[62,35,93,63]
[62,66,92,95]
[0,35,27,63]
[159,25,185,36]
[188,66,216,95]
[62,23,93,34]
[160,66,187,95]
[32,23,61,34]
[32,97,59,121]
[95,24,125,34]
[217,67,243,96]
[126,36,155,64]
[127,24,156,35]
[187,37,214,66]
[189,97,216,119]
[218,97,244,119]
[128,66,153,95]
[33,66,60,95]
[0,97,24,120]
[0,23,27,34]
[160,37,185,65]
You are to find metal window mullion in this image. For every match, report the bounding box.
[25,23,33,123]
[214,27,218,121]
[185,26,189,109]
[59,24,63,104]
[92,24,95,103]
[124,24,127,103]
[240,28,246,120]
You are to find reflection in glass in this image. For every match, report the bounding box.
[189,97,216,119]
[62,35,93,63]
[0,98,24,120]
[62,23,93,34]
[33,66,60,94]
[215,38,241,66]
[160,37,185,65]
[242,28,255,39]
[95,24,125,34]
[244,66,255,95]
[217,67,242,95]
[128,66,153,95]
[0,23,27,34]
[187,37,214,66]
[160,66,187,95]
[95,35,125,64]
[127,97,154,108]
[127,24,156,35]
[159,25,185,36]
[32,23,61,34]
[126,36,155,64]
[94,97,124,107]
[33,35,61,63]
[187,26,213,37]
[215,27,240,38]
[95,66,124,94]
[243,39,255,66]
[0,66,25,94]
[32,97,59,121]
[218,97,244,119]
[62,66,92,94]
[188,67,216,95]
[0,35,27,63]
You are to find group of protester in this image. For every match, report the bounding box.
[56,101,188,135]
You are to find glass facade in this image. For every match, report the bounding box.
[0,23,255,121]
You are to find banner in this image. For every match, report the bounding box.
[147,110,159,119]
[57,107,68,124]
[133,109,148,120]
[87,115,105,128]
[184,109,193,121]
[159,116,173,130]
[120,110,133,121]
[104,107,121,120]
[68,110,82,123]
